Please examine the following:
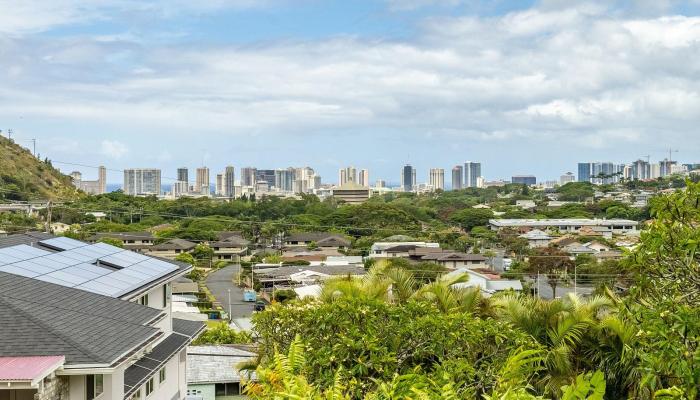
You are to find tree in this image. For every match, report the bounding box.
[175,252,196,266]
[193,322,253,345]
[450,208,494,231]
[526,247,573,299]
[192,243,214,262]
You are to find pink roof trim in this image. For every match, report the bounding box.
[0,356,65,381]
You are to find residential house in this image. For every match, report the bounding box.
[88,232,156,253]
[515,200,536,210]
[0,232,204,400]
[449,268,523,296]
[186,346,257,400]
[369,242,440,258]
[210,235,249,263]
[252,264,366,289]
[283,232,351,250]
[584,241,612,252]
[489,219,638,234]
[420,252,487,269]
[594,250,624,262]
[563,242,597,256]
[519,229,552,248]
[149,239,197,259]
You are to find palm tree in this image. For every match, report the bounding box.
[492,293,616,397]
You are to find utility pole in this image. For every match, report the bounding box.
[228,289,232,322]
[574,265,577,296]
[45,201,52,234]
[31,138,36,157]
[7,129,13,140]
[536,272,540,298]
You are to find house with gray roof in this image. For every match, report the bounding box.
[283,232,351,249]
[148,238,198,260]
[0,233,204,400]
[186,346,257,399]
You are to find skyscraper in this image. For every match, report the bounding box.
[560,172,575,185]
[464,162,481,188]
[275,168,295,192]
[241,167,257,187]
[578,163,592,183]
[358,169,369,187]
[97,166,106,194]
[215,173,224,196]
[451,165,463,190]
[512,175,536,185]
[195,167,210,195]
[255,169,276,189]
[429,168,445,191]
[401,164,416,192]
[177,167,188,184]
[123,169,161,196]
[631,159,651,180]
[338,166,357,186]
[224,166,235,197]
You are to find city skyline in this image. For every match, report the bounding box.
[2,1,700,184]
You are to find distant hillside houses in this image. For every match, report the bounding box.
[489,218,639,235]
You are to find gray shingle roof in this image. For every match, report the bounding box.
[151,239,197,251]
[123,319,204,398]
[0,272,162,366]
[0,232,54,249]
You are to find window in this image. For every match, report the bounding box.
[139,294,149,306]
[159,367,166,384]
[86,374,104,399]
[146,377,154,396]
[128,389,141,399]
[162,284,168,308]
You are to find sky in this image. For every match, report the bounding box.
[1,0,700,186]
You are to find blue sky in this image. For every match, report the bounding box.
[1,0,700,186]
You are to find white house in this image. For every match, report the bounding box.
[489,219,638,234]
[0,232,204,400]
[519,229,552,248]
[186,346,257,400]
[448,268,523,296]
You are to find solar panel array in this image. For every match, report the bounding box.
[0,239,178,297]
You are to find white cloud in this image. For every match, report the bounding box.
[100,140,129,159]
[1,1,700,178]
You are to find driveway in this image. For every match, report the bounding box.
[205,265,254,319]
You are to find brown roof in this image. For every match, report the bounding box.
[422,252,487,262]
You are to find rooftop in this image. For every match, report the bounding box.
[490,218,638,227]
[0,233,190,299]
[0,271,162,366]
[0,356,65,384]
[187,346,257,385]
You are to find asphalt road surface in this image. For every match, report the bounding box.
[205,265,255,319]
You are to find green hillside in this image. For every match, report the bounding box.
[0,135,80,201]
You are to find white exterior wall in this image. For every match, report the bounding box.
[67,376,85,400]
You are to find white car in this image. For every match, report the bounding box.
[502,258,513,271]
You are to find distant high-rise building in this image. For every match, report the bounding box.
[255,169,276,189]
[659,159,677,177]
[224,166,235,197]
[375,180,386,188]
[578,163,592,183]
[358,169,369,187]
[97,166,106,194]
[512,175,536,185]
[171,181,188,197]
[71,166,107,195]
[275,168,295,192]
[215,173,224,196]
[650,163,661,179]
[195,167,210,195]
[464,162,481,188]
[429,168,445,191]
[451,165,463,190]
[241,167,257,187]
[560,172,575,185]
[631,159,651,180]
[401,164,416,192]
[123,168,161,196]
[177,167,188,184]
[578,162,623,184]
[338,166,357,186]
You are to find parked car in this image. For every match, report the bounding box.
[254,301,266,312]
[243,289,257,302]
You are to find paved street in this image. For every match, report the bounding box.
[205,265,254,319]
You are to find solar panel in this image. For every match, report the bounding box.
[12,260,58,275]
[0,264,39,278]
[39,237,86,251]
[43,270,92,286]
[0,240,182,299]
[34,274,75,287]
[91,242,128,254]
[76,280,124,297]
